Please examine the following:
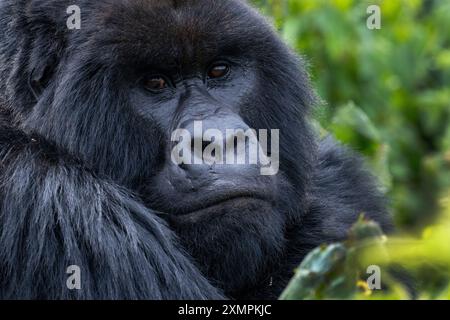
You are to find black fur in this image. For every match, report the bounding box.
[0,0,391,300]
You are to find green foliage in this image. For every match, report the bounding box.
[280,198,450,300]
[252,0,450,301]
[279,243,351,300]
[252,0,450,229]
[279,216,396,300]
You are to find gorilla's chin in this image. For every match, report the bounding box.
[167,199,286,295]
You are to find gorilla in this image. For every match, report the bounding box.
[0,0,391,299]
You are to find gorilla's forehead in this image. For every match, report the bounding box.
[90,0,272,68]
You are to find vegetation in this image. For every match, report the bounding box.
[252,0,450,299]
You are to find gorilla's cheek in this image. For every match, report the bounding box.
[167,199,286,293]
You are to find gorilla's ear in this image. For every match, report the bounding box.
[28,48,58,100]
[21,1,69,100]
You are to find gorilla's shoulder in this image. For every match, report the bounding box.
[308,136,393,240]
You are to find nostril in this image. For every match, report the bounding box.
[234,136,239,151]
[189,138,208,161]
[192,139,219,160]
[202,140,210,153]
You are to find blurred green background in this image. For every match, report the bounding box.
[252,0,450,230]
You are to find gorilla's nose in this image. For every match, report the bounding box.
[179,115,251,166]
[147,110,276,214]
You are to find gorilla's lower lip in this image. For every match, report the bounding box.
[172,194,271,217]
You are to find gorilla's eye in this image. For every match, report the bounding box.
[144,75,169,93]
[207,63,230,79]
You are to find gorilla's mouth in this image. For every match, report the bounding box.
[170,192,272,218]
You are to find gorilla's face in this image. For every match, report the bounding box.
[22,0,316,293]
[129,31,278,217]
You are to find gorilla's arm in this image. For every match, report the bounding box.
[0,126,223,299]
[284,137,392,260]
[308,136,393,239]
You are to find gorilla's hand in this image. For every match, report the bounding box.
[0,127,223,299]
